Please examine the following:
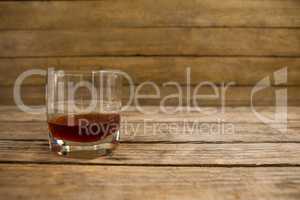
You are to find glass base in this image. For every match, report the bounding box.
[49,131,119,159]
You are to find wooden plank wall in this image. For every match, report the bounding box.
[0,0,299,106]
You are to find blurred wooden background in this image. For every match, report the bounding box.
[0,0,299,106]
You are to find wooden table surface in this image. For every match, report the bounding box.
[0,106,300,199]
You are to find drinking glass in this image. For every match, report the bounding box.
[46,70,122,157]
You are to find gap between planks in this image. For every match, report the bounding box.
[0,160,300,168]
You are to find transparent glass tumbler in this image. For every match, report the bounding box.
[46,70,122,157]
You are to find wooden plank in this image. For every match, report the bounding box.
[0,141,300,165]
[1,0,300,29]
[1,164,300,200]
[1,85,299,106]
[0,106,299,123]
[0,28,299,57]
[1,57,300,86]
[0,121,299,142]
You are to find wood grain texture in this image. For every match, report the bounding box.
[0,140,300,165]
[1,164,300,200]
[1,85,299,106]
[0,0,299,198]
[0,57,299,86]
[1,28,300,57]
[1,0,300,29]
[0,106,299,123]
[0,121,299,142]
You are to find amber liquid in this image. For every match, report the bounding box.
[48,113,120,143]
